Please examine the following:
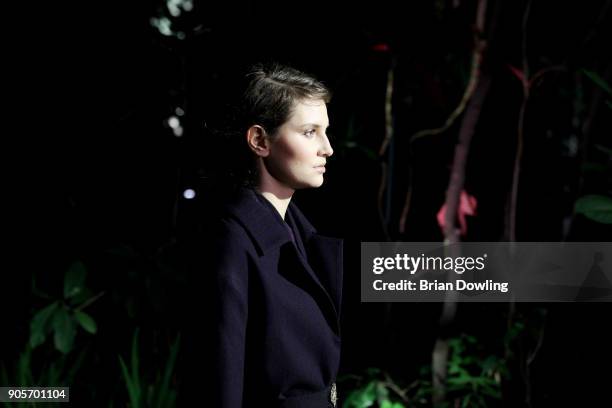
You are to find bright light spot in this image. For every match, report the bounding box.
[177,32,186,40]
[183,0,193,11]
[167,0,181,16]
[175,107,185,116]
[150,17,173,36]
[168,116,180,129]
[183,188,196,199]
[168,5,181,17]
[173,126,184,137]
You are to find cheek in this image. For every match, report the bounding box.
[277,141,312,165]
[267,146,300,177]
[294,141,318,162]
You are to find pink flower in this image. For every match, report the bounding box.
[437,190,478,236]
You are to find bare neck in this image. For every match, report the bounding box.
[258,190,292,220]
[256,162,294,220]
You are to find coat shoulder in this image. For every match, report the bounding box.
[204,214,257,258]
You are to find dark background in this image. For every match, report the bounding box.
[8,0,612,406]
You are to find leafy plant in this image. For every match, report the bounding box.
[341,333,506,408]
[29,261,102,354]
[0,261,98,407]
[0,345,87,408]
[573,70,612,225]
[119,328,180,408]
[443,335,505,408]
[574,194,612,224]
[341,368,411,408]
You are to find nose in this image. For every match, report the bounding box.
[319,133,334,158]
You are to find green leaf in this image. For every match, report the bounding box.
[65,348,88,385]
[575,195,612,224]
[30,302,59,348]
[155,334,181,408]
[17,348,33,386]
[361,381,377,404]
[64,261,87,299]
[480,356,499,374]
[343,390,361,407]
[376,381,390,400]
[461,394,472,408]
[448,373,477,386]
[344,381,377,408]
[582,69,612,96]
[131,328,141,394]
[70,287,94,306]
[120,356,141,407]
[480,384,501,399]
[448,362,466,375]
[52,307,76,353]
[74,311,97,334]
[45,361,61,386]
[381,400,393,408]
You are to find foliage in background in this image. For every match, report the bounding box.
[30,261,100,354]
[341,333,506,408]
[119,328,181,408]
[573,70,612,225]
[2,255,182,406]
[341,368,412,408]
[1,262,95,407]
[6,1,610,407]
[574,194,612,224]
[0,346,87,408]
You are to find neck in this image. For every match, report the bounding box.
[256,161,294,219]
[258,190,292,220]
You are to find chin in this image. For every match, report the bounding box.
[309,177,325,188]
[294,177,324,189]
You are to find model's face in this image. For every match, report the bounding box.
[263,99,333,190]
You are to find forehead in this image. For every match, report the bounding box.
[286,99,328,125]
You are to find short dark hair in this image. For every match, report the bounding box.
[214,63,331,189]
[240,63,331,137]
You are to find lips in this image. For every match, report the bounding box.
[314,165,326,173]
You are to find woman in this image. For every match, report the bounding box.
[182,63,342,408]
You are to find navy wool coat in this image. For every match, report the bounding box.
[180,188,343,408]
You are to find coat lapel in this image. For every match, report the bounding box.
[305,235,343,317]
[226,189,343,335]
[286,204,342,335]
[278,243,341,335]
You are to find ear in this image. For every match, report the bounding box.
[246,125,270,157]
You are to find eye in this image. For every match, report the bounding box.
[303,129,316,138]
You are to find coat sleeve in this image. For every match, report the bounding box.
[179,220,250,408]
[210,221,250,407]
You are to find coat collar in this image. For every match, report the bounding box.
[225,188,342,334]
[225,188,315,256]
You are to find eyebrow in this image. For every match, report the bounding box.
[300,123,330,129]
